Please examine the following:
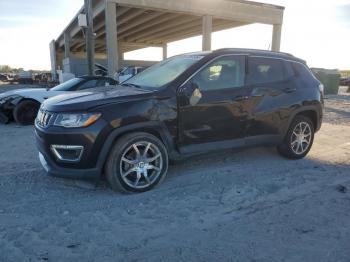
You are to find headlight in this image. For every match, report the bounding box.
[54,113,101,128]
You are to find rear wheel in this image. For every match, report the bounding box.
[277,115,314,159]
[13,100,40,125]
[105,132,169,193]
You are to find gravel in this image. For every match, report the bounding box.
[0,84,349,262]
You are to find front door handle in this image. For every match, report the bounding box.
[233,95,250,101]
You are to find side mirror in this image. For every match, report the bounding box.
[183,82,199,97]
[184,82,202,106]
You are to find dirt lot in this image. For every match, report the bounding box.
[0,84,349,262]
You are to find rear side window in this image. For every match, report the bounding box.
[247,57,285,85]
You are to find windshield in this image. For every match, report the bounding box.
[51,78,84,91]
[123,55,204,90]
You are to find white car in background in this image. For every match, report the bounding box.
[115,66,146,83]
[0,76,117,125]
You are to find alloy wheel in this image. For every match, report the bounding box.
[290,122,312,155]
[119,141,163,189]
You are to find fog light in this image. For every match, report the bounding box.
[51,145,84,162]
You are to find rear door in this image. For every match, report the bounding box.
[245,56,296,140]
[178,55,250,149]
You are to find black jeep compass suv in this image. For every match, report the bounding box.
[35,49,324,193]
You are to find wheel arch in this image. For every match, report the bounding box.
[12,97,41,107]
[286,106,321,136]
[96,121,178,173]
[295,110,318,131]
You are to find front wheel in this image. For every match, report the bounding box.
[105,132,169,193]
[13,100,40,125]
[277,115,315,159]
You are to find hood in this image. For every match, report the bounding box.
[42,85,154,112]
[0,88,47,99]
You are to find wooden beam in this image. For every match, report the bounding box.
[126,16,199,42]
[141,20,203,43]
[117,12,164,35]
[156,21,247,44]
[118,9,145,25]
[118,13,179,39]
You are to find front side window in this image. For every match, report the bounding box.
[77,79,100,90]
[247,57,285,85]
[191,55,245,91]
[124,55,204,90]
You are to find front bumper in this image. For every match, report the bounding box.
[38,152,100,179]
[35,119,110,179]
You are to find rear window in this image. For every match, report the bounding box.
[247,57,286,85]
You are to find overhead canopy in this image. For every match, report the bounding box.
[51,0,284,77]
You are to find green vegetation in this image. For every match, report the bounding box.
[0,65,23,73]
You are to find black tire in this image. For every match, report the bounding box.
[105,132,169,193]
[277,115,315,159]
[13,100,40,125]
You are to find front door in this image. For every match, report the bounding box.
[178,55,250,151]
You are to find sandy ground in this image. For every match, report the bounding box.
[0,85,349,262]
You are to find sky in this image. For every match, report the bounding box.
[0,0,349,70]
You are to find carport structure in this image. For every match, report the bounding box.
[51,0,284,78]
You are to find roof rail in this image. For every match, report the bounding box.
[214,48,294,57]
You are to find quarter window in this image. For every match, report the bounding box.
[247,57,285,85]
[191,56,245,91]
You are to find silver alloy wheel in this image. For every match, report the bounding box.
[119,141,163,189]
[290,121,312,155]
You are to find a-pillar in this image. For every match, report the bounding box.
[105,1,119,78]
[202,15,212,51]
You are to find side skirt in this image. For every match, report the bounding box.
[177,135,282,158]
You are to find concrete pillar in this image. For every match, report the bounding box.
[105,1,119,78]
[118,42,123,69]
[271,24,282,52]
[85,0,95,76]
[162,44,167,60]
[49,40,57,80]
[202,15,212,51]
[64,32,71,58]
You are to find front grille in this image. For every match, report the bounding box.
[36,109,53,128]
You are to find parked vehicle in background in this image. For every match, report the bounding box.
[94,63,108,77]
[0,73,9,82]
[14,71,34,84]
[115,66,146,83]
[35,49,324,193]
[0,76,117,125]
[33,72,52,84]
[340,77,350,87]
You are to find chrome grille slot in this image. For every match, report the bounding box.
[37,109,52,128]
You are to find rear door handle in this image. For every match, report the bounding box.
[283,87,297,93]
